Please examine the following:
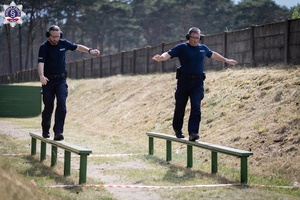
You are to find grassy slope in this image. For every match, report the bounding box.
[0,66,299,199]
[66,66,300,180]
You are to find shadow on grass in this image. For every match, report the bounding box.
[21,155,83,193]
[145,155,244,187]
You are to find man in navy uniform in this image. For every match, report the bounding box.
[38,25,100,140]
[152,27,237,141]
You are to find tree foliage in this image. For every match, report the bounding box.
[0,0,294,74]
[233,0,290,29]
[292,4,300,19]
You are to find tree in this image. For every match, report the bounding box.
[233,0,290,29]
[292,4,300,19]
[79,0,139,53]
[194,0,235,33]
[4,24,12,73]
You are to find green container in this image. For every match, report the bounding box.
[0,85,41,117]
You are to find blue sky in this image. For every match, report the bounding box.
[233,0,299,8]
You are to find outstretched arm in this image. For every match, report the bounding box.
[152,52,171,62]
[76,44,100,56]
[211,51,238,65]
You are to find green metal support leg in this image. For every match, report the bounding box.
[40,141,46,161]
[31,137,36,155]
[166,140,172,161]
[240,156,248,184]
[51,145,57,167]
[64,150,71,176]
[149,137,154,155]
[187,145,193,168]
[79,154,88,184]
[211,151,218,173]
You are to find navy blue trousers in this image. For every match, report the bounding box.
[41,78,68,134]
[172,78,204,135]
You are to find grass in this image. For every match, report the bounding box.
[0,65,299,199]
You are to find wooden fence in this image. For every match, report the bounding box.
[0,19,299,84]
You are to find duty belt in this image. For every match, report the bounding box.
[45,72,66,80]
[180,73,206,80]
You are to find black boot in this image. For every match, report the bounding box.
[42,132,50,138]
[189,133,199,141]
[54,133,64,141]
[174,130,185,138]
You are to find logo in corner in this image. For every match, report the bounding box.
[0,1,26,27]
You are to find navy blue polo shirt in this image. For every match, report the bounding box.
[38,39,78,75]
[168,42,213,74]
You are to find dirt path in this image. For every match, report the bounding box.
[0,121,37,140]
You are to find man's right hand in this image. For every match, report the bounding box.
[152,54,164,62]
[40,76,49,85]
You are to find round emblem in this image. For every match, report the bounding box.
[5,6,21,22]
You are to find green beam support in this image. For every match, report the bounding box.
[40,141,46,161]
[79,155,88,184]
[145,132,253,184]
[241,156,248,184]
[211,151,218,173]
[64,150,71,176]
[166,140,172,161]
[51,145,58,167]
[29,132,92,185]
[31,137,36,155]
[149,137,154,155]
[187,145,193,168]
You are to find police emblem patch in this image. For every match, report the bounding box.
[0,1,26,27]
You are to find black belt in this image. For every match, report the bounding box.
[45,72,66,80]
[180,73,206,80]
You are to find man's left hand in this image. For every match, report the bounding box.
[90,49,100,56]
